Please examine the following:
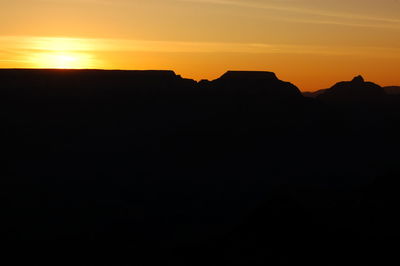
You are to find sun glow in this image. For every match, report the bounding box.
[31,52,94,69]
[55,54,77,69]
[27,37,98,69]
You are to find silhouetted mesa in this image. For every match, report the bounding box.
[219,70,279,80]
[209,71,303,99]
[317,75,387,103]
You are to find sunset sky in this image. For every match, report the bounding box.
[1,0,399,91]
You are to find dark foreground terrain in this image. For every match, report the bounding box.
[1,69,400,265]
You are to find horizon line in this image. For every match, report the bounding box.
[1,68,398,92]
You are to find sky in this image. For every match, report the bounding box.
[0,0,399,91]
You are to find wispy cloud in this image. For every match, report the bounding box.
[33,0,400,27]
[178,0,400,29]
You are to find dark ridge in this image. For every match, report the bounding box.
[317,75,386,103]
[0,69,182,86]
[0,69,196,101]
[0,68,178,76]
[0,69,182,84]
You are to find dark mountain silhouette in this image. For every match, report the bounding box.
[304,84,400,98]
[1,69,400,265]
[317,75,387,103]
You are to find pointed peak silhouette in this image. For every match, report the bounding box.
[317,75,386,103]
[352,75,365,83]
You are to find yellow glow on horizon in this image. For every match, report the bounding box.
[25,37,98,69]
[30,52,94,69]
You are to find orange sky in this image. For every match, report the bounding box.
[1,0,399,91]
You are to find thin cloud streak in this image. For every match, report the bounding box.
[1,36,400,58]
[179,0,400,29]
